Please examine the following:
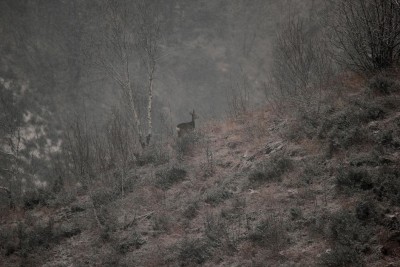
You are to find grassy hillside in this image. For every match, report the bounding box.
[1,71,400,266]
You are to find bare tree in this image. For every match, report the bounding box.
[105,108,134,197]
[85,0,163,150]
[225,70,251,118]
[63,114,94,187]
[331,0,400,72]
[266,16,334,116]
[0,81,24,208]
[135,1,162,146]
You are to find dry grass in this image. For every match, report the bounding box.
[2,79,400,266]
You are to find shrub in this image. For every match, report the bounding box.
[368,74,400,95]
[373,167,400,205]
[318,100,385,149]
[117,231,145,254]
[155,166,187,190]
[136,145,169,166]
[249,215,289,250]
[204,214,227,247]
[355,201,376,221]
[308,209,331,236]
[175,132,201,159]
[329,211,369,246]
[16,219,55,256]
[332,0,400,72]
[290,207,303,221]
[320,244,362,267]
[0,226,19,256]
[55,222,81,239]
[336,168,373,191]
[249,154,292,185]
[151,212,170,236]
[378,123,400,149]
[178,238,212,266]
[321,211,369,266]
[91,187,119,208]
[23,188,55,209]
[183,202,199,220]
[299,159,325,185]
[204,187,232,206]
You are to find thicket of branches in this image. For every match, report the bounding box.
[331,0,400,72]
[267,0,400,116]
[266,16,333,117]
[85,0,163,150]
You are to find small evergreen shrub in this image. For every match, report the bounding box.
[117,231,145,254]
[178,238,211,266]
[368,74,400,95]
[23,188,55,209]
[249,215,289,250]
[204,187,232,206]
[183,202,199,220]
[249,154,292,185]
[336,168,373,191]
[155,166,187,190]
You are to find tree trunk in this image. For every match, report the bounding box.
[146,66,155,146]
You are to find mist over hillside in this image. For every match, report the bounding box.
[2,1,400,266]
[0,0,319,125]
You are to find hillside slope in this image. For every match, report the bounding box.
[1,73,400,267]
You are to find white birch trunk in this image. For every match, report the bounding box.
[146,66,155,145]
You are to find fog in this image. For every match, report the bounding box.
[1,0,320,128]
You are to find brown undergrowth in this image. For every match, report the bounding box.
[1,73,400,266]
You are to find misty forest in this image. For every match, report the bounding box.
[1,0,400,266]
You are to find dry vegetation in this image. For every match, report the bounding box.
[1,70,400,266]
[1,0,400,266]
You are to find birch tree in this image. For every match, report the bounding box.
[86,0,162,150]
[135,1,162,146]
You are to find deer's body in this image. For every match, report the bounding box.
[176,110,198,137]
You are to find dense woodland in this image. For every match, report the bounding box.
[1,0,400,266]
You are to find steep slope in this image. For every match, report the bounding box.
[1,73,400,267]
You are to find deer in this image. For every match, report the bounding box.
[176,109,199,137]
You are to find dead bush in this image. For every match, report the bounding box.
[331,0,400,72]
[175,132,201,159]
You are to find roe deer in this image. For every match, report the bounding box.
[176,109,199,137]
